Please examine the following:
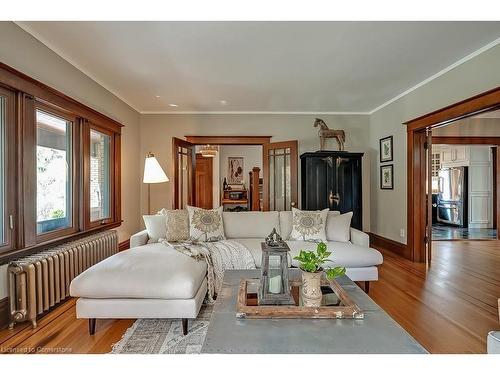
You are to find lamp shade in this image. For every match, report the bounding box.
[143,153,169,183]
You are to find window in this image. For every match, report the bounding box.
[0,96,5,245]
[0,63,122,261]
[0,86,15,254]
[90,129,111,222]
[36,109,73,235]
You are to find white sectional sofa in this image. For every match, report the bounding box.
[70,210,382,335]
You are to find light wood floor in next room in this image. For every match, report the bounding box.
[0,240,499,354]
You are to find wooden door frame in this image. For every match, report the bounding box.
[184,135,271,145]
[195,153,214,209]
[405,86,500,262]
[262,140,299,211]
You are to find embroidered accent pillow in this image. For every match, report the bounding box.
[187,206,226,242]
[157,208,189,242]
[289,207,329,242]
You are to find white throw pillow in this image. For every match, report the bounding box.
[142,215,167,243]
[326,212,353,242]
[157,208,189,242]
[187,206,226,242]
[289,207,329,242]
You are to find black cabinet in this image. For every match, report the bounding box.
[300,151,363,230]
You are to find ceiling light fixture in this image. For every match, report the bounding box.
[200,144,218,158]
[219,100,227,105]
[155,95,161,98]
[169,103,179,107]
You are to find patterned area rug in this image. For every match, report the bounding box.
[111,305,212,354]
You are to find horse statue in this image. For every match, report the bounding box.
[313,118,345,151]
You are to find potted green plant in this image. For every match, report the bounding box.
[293,242,346,307]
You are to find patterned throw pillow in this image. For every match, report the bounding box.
[289,207,329,242]
[187,206,226,242]
[157,208,189,242]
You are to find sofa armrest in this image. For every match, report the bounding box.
[350,228,370,248]
[130,230,149,248]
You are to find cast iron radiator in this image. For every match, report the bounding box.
[8,230,118,329]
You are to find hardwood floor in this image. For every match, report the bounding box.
[1,240,499,354]
[371,240,500,353]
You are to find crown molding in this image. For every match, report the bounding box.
[368,36,500,115]
[17,21,500,117]
[139,110,370,115]
[15,21,142,114]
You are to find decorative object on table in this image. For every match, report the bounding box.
[293,242,346,307]
[236,276,363,319]
[258,237,295,305]
[200,144,218,158]
[313,118,345,151]
[143,152,169,214]
[223,177,228,191]
[379,135,393,163]
[289,207,328,241]
[228,157,244,184]
[300,151,363,230]
[380,164,394,190]
[264,227,285,247]
[187,206,226,242]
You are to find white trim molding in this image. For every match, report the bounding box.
[369,36,500,115]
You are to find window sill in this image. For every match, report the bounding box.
[0,221,122,265]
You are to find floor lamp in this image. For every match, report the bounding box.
[143,152,169,214]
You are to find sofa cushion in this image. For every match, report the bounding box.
[187,205,226,242]
[142,215,167,243]
[157,208,189,242]
[233,238,292,268]
[70,243,207,300]
[290,207,329,241]
[326,212,353,242]
[280,210,340,240]
[223,211,280,239]
[287,240,383,268]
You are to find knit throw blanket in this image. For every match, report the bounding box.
[161,239,256,302]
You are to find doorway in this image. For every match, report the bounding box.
[195,153,213,209]
[405,87,500,263]
[172,136,299,211]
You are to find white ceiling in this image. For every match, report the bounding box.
[17,21,500,114]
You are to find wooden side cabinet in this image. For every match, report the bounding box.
[300,151,363,230]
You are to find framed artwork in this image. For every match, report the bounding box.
[380,164,394,190]
[379,135,393,162]
[228,157,244,185]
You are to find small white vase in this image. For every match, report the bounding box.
[301,271,322,307]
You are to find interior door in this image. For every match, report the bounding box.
[263,140,298,211]
[195,153,213,209]
[172,137,196,209]
[426,129,433,264]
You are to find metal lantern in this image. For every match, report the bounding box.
[258,228,295,305]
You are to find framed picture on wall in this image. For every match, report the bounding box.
[379,135,393,162]
[380,164,394,190]
[228,157,244,185]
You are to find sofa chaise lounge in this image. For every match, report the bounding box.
[70,210,383,335]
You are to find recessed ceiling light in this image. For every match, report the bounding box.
[219,100,227,105]
[169,103,179,107]
[155,95,161,98]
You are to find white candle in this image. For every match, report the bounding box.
[269,275,282,294]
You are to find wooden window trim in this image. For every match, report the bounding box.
[34,101,80,244]
[84,122,116,229]
[0,86,17,254]
[0,62,123,263]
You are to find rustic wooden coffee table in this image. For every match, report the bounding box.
[201,269,428,354]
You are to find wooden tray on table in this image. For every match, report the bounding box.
[236,277,364,319]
